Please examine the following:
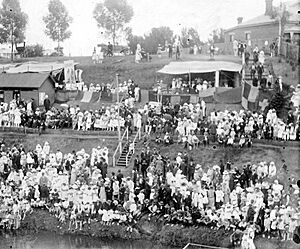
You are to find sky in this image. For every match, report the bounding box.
[10,0,290,56]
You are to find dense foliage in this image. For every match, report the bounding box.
[93,0,133,46]
[43,0,73,55]
[25,44,44,57]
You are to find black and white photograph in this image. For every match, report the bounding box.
[0,0,299,248]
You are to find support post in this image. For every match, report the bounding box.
[116,73,122,154]
[215,70,220,87]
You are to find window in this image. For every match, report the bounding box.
[0,90,4,102]
[245,32,251,40]
[229,34,234,42]
[13,90,20,100]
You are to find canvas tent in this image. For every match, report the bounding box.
[157,60,242,87]
[4,61,78,74]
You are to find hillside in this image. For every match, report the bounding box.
[1,53,297,89]
[0,53,241,89]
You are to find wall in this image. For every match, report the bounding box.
[224,22,279,53]
[39,78,55,105]
[0,89,38,104]
[3,90,13,103]
[21,90,38,103]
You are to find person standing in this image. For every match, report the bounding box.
[43,95,51,112]
[233,39,239,56]
[135,44,142,63]
[157,44,162,58]
[168,43,173,58]
[257,63,264,84]
[193,44,198,55]
[107,42,113,57]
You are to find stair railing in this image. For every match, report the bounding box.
[112,127,128,167]
[125,127,141,167]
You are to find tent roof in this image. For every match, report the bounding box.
[0,73,54,88]
[5,61,78,73]
[157,61,242,75]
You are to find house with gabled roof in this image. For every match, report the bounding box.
[223,0,299,53]
[0,73,56,106]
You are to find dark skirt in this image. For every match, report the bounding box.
[39,185,49,198]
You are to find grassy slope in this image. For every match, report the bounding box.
[0,53,296,89]
[270,57,299,87]
[3,132,299,183]
[0,53,241,90]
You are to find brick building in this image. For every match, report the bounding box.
[223,0,299,53]
[0,73,56,106]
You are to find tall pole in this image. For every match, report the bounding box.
[116,74,122,154]
[10,20,14,62]
[277,2,284,57]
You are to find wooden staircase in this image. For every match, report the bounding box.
[114,129,140,167]
[243,57,270,81]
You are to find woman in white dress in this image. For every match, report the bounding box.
[14,109,21,127]
[135,44,142,63]
[258,50,265,65]
[85,112,92,131]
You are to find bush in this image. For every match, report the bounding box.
[25,44,44,57]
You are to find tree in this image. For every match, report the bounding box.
[209,28,225,44]
[144,26,173,53]
[273,3,290,56]
[0,0,28,61]
[43,0,73,56]
[125,27,145,54]
[93,0,133,47]
[181,27,202,48]
[25,44,44,57]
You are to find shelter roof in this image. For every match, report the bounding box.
[0,73,54,88]
[157,61,242,75]
[5,61,78,74]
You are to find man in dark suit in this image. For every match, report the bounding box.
[44,95,51,112]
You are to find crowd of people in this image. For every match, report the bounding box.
[0,78,142,132]
[166,77,215,94]
[141,101,300,148]
[0,139,299,248]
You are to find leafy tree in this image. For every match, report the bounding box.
[144,26,173,53]
[25,44,44,57]
[0,0,28,61]
[181,27,202,48]
[43,0,73,56]
[125,27,145,54]
[209,28,225,44]
[93,0,133,47]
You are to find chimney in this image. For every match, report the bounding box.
[237,17,243,25]
[265,0,273,16]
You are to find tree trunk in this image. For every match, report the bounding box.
[112,21,116,49]
[11,40,14,62]
[278,19,282,57]
[11,22,14,62]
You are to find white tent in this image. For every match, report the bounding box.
[157,61,242,74]
[157,60,242,87]
[5,61,78,74]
